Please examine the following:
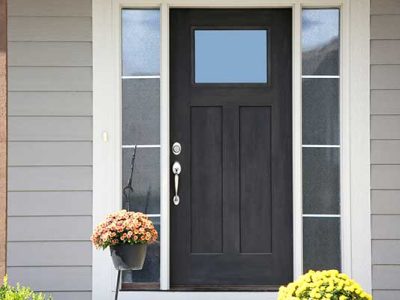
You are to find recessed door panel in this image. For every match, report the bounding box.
[190,106,223,254]
[239,106,272,254]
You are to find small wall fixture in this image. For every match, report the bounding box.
[103,131,109,143]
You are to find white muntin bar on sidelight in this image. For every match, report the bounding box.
[302,144,340,148]
[301,75,340,79]
[146,214,161,218]
[303,214,341,218]
[122,145,161,149]
[122,75,161,79]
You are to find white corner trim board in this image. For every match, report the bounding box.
[92,0,371,299]
[346,0,371,292]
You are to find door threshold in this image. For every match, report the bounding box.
[170,285,279,292]
[118,290,279,300]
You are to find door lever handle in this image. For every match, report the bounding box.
[172,161,181,205]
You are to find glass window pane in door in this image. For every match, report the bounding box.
[194,30,268,83]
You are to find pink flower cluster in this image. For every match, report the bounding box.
[91,210,158,249]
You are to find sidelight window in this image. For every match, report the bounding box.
[301,8,341,272]
[121,9,161,289]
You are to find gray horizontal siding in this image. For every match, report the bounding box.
[371,65,400,89]
[373,240,400,264]
[373,290,400,300]
[371,165,400,189]
[45,292,92,300]
[8,17,91,42]
[8,191,92,216]
[371,115,400,139]
[9,117,92,141]
[371,90,400,115]
[8,92,92,116]
[371,0,400,15]
[7,267,91,291]
[371,15,400,39]
[8,0,91,17]
[371,140,400,164]
[8,241,91,266]
[8,167,92,191]
[9,42,92,66]
[371,40,400,64]
[7,0,93,297]
[372,215,400,239]
[8,216,92,241]
[372,190,400,214]
[373,265,400,289]
[371,1,400,297]
[8,142,92,166]
[8,67,92,91]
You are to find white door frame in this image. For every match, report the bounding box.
[92,0,371,299]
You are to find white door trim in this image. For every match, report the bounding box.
[92,0,371,299]
[345,0,371,291]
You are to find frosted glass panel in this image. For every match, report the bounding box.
[194,30,268,83]
[122,78,160,145]
[122,148,160,214]
[303,217,341,272]
[302,9,339,75]
[303,148,340,214]
[302,78,339,145]
[122,9,160,76]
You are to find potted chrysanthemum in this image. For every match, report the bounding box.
[278,270,372,300]
[91,210,158,270]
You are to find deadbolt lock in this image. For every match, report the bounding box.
[172,142,182,156]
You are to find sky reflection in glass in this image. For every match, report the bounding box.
[195,30,268,83]
[122,9,160,76]
[302,9,339,52]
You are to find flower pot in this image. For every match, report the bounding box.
[110,244,147,270]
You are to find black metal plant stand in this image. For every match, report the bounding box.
[115,145,146,300]
[123,145,137,212]
[115,270,121,300]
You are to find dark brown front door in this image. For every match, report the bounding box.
[170,8,292,289]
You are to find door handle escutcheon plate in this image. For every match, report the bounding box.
[172,161,181,205]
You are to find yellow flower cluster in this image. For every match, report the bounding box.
[278,270,372,300]
[1,275,52,300]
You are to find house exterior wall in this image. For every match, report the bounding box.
[4,0,400,299]
[371,0,400,299]
[6,0,93,299]
[0,0,7,279]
